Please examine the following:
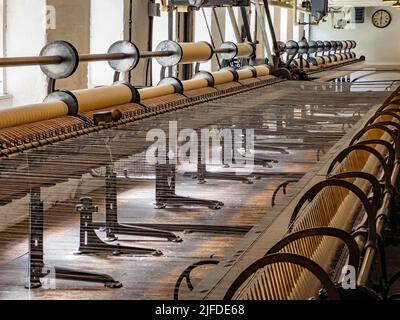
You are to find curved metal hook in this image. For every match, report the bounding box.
[367,111,400,127]
[288,179,376,247]
[350,124,400,158]
[327,172,382,213]
[266,227,360,272]
[173,260,219,300]
[327,145,393,193]
[223,253,340,300]
[377,100,400,113]
[352,140,395,172]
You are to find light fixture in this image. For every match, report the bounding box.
[393,0,400,7]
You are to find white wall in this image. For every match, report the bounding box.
[5,0,47,107]
[311,7,400,64]
[89,0,124,87]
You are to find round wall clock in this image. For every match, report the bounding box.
[372,9,391,28]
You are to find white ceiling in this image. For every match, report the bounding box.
[328,0,396,7]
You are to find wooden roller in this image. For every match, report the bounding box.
[139,84,176,101]
[237,68,255,80]
[236,43,255,58]
[254,65,271,77]
[212,70,235,85]
[313,57,326,66]
[182,78,209,91]
[155,40,213,67]
[334,54,343,61]
[0,101,69,130]
[72,84,135,113]
[219,42,255,60]
[180,42,213,64]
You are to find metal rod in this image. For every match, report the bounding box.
[0,46,237,69]
[79,52,131,62]
[0,56,63,67]
[214,48,234,54]
[140,50,174,58]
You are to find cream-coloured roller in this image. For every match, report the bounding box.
[0,101,69,130]
[138,84,177,101]
[212,70,235,85]
[72,84,134,113]
[237,68,255,80]
[334,54,343,61]
[182,78,209,92]
[237,43,255,58]
[155,40,213,67]
[313,57,326,66]
[254,65,271,77]
[180,42,213,64]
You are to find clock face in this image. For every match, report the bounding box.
[372,9,391,28]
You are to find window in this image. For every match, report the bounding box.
[280,8,288,43]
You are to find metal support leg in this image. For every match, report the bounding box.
[26,187,44,289]
[26,188,123,289]
[154,163,223,210]
[102,166,181,242]
[190,129,254,184]
[75,197,162,256]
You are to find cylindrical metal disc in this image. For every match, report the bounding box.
[40,41,79,79]
[298,40,309,54]
[108,40,140,73]
[276,41,287,54]
[285,40,299,55]
[336,41,343,50]
[155,40,182,67]
[44,90,79,116]
[323,41,331,51]
[316,41,324,52]
[157,77,184,93]
[220,41,238,60]
[308,40,317,54]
